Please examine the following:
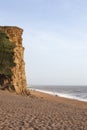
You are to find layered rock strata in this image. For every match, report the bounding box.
[0,26,27,93]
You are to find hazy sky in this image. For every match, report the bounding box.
[0,0,87,86]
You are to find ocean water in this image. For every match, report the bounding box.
[29,86,87,102]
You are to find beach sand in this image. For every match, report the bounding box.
[0,90,87,130]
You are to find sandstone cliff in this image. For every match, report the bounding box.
[0,26,27,94]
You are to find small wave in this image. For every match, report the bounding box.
[30,88,87,102]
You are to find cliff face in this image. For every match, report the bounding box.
[0,26,27,93]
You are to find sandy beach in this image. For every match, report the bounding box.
[0,90,87,130]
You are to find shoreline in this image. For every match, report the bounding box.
[0,90,87,129]
[30,89,87,106]
[30,88,87,103]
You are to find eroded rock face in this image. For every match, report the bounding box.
[0,26,27,93]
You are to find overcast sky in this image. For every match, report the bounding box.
[0,0,87,86]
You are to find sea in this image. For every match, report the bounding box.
[29,85,87,102]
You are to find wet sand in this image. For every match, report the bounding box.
[0,90,87,130]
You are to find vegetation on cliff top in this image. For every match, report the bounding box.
[0,31,16,89]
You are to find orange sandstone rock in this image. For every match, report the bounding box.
[0,26,27,94]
